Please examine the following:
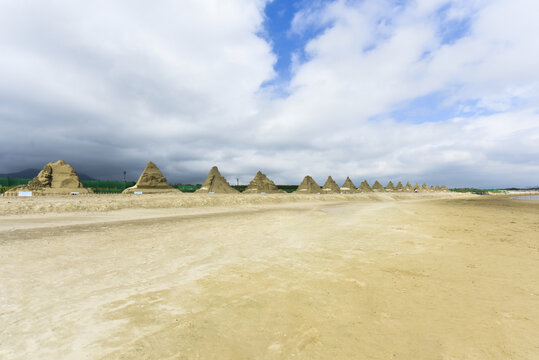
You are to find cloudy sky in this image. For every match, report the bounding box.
[1,0,538,187]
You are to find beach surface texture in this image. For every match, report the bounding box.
[1,192,537,359]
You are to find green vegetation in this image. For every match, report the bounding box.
[172,184,201,193]
[0,177,29,187]
[451,188,505,194]
[277,185,298,193]
[231,185,247,192]
[81,180,135,193]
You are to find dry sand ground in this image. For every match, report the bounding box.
[0,193,538,359]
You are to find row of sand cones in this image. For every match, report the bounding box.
[3,160,449,196]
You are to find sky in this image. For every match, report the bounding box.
[0,0,538,188]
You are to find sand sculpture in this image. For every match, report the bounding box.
[395,181,404,191]
[422,183,429,191]
[357,180,373,192]
[294,176,322,194]
[413,183,421,192]
[441,185,449,191]
[385,181,396,191]
[340,177,357,193]
[122,161,180,194]
[404,182,413,192]
[435,185,441,191]
[322,176,340,194]
[244,171,284,194]
[3,160,92,196]
[195,166,238,194]
[372,180,385,192]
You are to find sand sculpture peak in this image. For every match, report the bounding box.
[404,182,413,192]
[195,166,238,194]
[122,161,180,194]
[294,175,321,194]
[4,160,92,196]
[372,180,385,192]
[322,176,340,194]
[340,177,357,193]
[357,180,373,192]
[244,171,284,194]
[385,181,396,191]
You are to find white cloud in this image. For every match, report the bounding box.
[0,0,538,188]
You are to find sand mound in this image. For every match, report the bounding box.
[195,166,239,194]
[294,176,321,194]
[372,180,385,192]
[322,176,340,194]
[413,183,421,192]
[404,182,413,192]
[422,183,429,192]
[357,180,373,192]
[340,177,357,193]
[395,181,404,191]
[122,161,180,194]
[243,171,284,194]
[385,181,396,191]
[441,185,449,192]
[3,160,92,196]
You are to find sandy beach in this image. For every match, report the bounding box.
[0,193,538,359]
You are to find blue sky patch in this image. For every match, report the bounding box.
[262,0,334,87]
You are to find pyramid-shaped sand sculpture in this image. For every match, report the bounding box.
[122,161,180,194]
[422,183,429,191]
[294,176,322,194]
[322,176,340,194]
[340,177,357,193]
[372,180,385,192]
[413,183,421,192]
[195,166,238,194]
[395,181,404,191]
[4,160,92,196]
[244,171,284,194]
[404,182,413,192]
[441,185,449,192]
[435,185,441,191]
[357,180,373,192]
[385,181,396,191]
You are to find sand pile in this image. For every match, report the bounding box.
[372,180,385,192]
[357,180,373,192]
[243,171,284,194]
[122,161,180,194]
[340,177,357,193]
[195,166,238,194]
[385,181,396,191]
[3,160,92,196]
[422,183,429,192]
[294,176,322,194]
[441,185,449,192]
[413,183,421,192]
[404,182,413,192]
[322,176,340,194]
[395,181,404,191]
